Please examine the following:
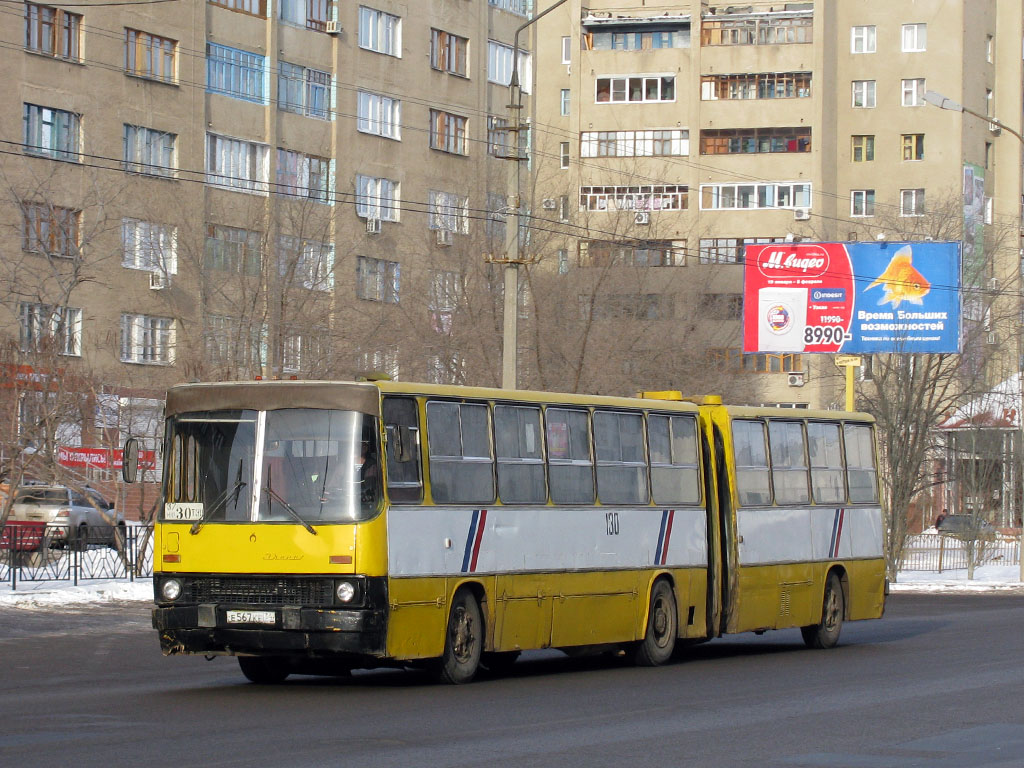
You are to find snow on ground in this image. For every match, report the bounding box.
[889,563,1023,594]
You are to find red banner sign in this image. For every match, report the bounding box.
[57,446,157,470]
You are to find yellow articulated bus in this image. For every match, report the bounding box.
[132,380,885,684]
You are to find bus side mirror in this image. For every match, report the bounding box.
[122,437,140,484]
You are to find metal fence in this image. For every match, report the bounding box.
[900,532,1021,572]
[0,523,153,590]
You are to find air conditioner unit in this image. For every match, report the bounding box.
[542,198,558,210]
[634,211,650,225]
[986,331,999,345]
[847,231,858,242]
[787,372,805,387]
[436,229,454,247]
[988,276,1000,292]
[149,272,168,290]
[793,207,811,221]
[366,218,382,234]
[325,20,342,35]
[988,122,1002,135]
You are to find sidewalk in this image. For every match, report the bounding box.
[1,563,1021,608]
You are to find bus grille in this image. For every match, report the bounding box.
[186,577,331,606]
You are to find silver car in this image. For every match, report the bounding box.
[8,485,125,548]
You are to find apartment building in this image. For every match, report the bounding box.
[533,0,1023,406]
[1,0,531,478]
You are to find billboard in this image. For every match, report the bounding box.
[742,241,961,354]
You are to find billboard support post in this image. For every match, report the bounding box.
[835,355,862,412]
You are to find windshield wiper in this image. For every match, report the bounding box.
[261,484,318,536]
[190,461,247,535]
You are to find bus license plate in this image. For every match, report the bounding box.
[226,610,276,625]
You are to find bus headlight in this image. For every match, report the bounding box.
[335,580,357,603]
[161,578,182,602]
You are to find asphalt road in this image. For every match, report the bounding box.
[0,594,1022,768]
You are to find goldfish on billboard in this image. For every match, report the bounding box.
[742,241,961,354]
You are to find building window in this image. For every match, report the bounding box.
[280,328,328,374]
[596,75,674,103]
[206,43,267,103]
[125,29,176,82]
[559,142,570,169]
[122,218,177,276]
[561,35,571,63]
[698,237,784,265]
[429,190,469,232]
[579,185,688,212]
[206,133,270,194]
[700,127,808,155]
[22,202,80,258]
[488,41,531,92]
[121,314,175,365]
[902,78,925,107]
[25,3,81,60]
[700,72,811,100]
[582,129,690,158]
[356,347,399,380]
[275,150,330,202]
[123,125,176,177]
[20,303,81,356]
[709,348,803,373]
[851,190,875,217]
[902,133,924,161]
[851,135,874,162]
[429,109,468,155]
[700,183,810,210]
[900,188,925,217]
[278,62,330,119]
[578,240,685,268]
[206,224,262,275]
[487,116,528,158]
[278,236,333,291]
[986,35,993,63]
[850,25,875,53]
[488,0,530,17]
[359,6,401,57]
[701,14,812,46]
[356,255,400,303]
[902,23,926,52]
[209,0,267,18]
[23,104,80,161]
[429,270,461,332]
[560,89,570,116]
[431,29,468,76]
[588,26,691,51]
[852,80,876,108]
[357,90,401,139]
[355,174,400,221]
[280,0,329,32]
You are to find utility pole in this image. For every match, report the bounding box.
[497,0,571,391]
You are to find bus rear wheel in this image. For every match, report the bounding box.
[801,572,844,649]
[238,656,291,684]
[631,579,677,666]
[435,590,482,684]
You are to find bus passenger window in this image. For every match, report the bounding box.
[648,414,700,505]
[733,420,771,506]
[768,421,809,505]
[844,424,879,503]
[546,408,594,504]
[383,397,422,504]
[807,422,845,503]
[494,405,547,503]
[594,410,648,504]
[426,401,495,504]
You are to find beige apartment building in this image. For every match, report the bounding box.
[531,0,1023,406]
[1,0,534,476]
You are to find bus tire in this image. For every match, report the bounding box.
[435,590,483,684]
[238,656,291,684]
[801,572,844,649]
[631,579,677,666]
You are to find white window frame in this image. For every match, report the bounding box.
[206,43,267,104]
[560,88,570,116]
[902,23,926,52]
[359,6,401,57]
[122,218,177,275]
[580,184,689,212]
[275,149,330,202]
[206,133,270,194]
[596,74,675,103]
[561,35,571,64]
[23,103,80,161]
[900,188,925,217]
[20,303,81,356]
[850,25,875,54]
[852,80,876,108]
[488,40,531,93]
[901,78,925,107]
[278,62,331,119]
[277,235,334,292]
[356,255,400,303]
[120,313,175,365]
[123,124,176,177]
[355,174,400,221]
[428,190,470,233]
[357,90,401,139]
[699,182,811,210]
[580,129,689,158]
[851,190,875,217]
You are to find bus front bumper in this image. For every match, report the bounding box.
[152,605,386,657]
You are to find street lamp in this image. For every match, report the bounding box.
[925,88,1024,581]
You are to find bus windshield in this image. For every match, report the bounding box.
[165,408,380,525]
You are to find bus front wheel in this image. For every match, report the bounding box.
[801,572,844,649]
[238,656,291,684]
[631,579,677,666]
[435,590,483,684]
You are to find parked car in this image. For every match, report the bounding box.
[7,485,125,548]
[937,514,997,540]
